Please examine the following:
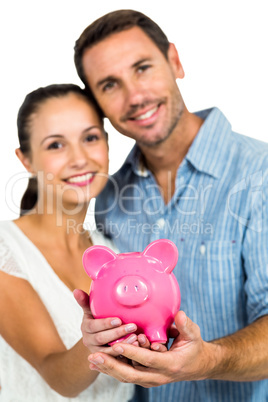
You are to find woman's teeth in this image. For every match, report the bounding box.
[66,173,93,184]
[135,106,158,121]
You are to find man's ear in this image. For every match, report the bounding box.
[168,43,185,79]
[15,148,34,174]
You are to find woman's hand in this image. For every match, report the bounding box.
[73,289,139,356]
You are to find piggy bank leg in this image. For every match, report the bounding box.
[145,327,167,343]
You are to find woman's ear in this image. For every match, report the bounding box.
[168,43,185,79]
[15,148,34,174]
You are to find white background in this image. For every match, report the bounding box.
[0,0,267,221]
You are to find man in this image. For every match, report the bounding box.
[73,10,268,401]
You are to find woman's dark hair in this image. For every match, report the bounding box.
[74,9,170,90]
[17,83,103,216]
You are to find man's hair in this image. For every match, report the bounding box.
[74,9,170,88]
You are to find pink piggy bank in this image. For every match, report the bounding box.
[82,239,181,343]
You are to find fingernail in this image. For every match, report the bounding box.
[139,335,146,345]
[125,324,136,333]
[111,318,121,326]
[114,346,124,354]
[89,356,104,364]
[181,311,187,326]
[89,364,101,372]
[126,334,137,344]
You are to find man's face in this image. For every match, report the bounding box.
[82,27,185,148]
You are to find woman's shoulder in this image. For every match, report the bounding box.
[0,220,22,248]
[0,220,15,234]
[0,220,29,279]
[0,220,32,248]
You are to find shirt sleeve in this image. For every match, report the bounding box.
[0,234,28,280]
[242,168,268,323]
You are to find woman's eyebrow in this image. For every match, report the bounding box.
[40,134,64,145]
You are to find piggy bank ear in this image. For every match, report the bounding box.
[143,239,178,273]
[82,246,117,279]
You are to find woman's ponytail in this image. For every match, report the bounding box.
[20,177,38,216]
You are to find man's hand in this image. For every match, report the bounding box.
[86,311,219,386]
[73,289,140,356]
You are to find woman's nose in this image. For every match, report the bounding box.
[69,145,88,169]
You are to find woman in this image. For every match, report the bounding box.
[0,84,138,401]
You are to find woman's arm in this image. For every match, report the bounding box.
[0,272,138,397]
[0,271,98,397]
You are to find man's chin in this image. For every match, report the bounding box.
[138,137,167,148]
[137,130,173,148]
[114,124,171,148]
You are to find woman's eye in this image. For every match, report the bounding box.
[47,141,63,150]
[85,134,99,142]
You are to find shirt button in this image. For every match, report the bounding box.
[200,244,206,255]
[156,218,165,229]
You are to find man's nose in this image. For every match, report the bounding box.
[124,81,146,107]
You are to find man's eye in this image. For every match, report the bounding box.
[47,141,63,150]
[103,81,116,92]
[137,64,151,73]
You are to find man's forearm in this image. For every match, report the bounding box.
[207,315,268,381]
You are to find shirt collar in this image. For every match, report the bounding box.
[186,107,232,179]
[124,143,150,177]
[123,107,232,179]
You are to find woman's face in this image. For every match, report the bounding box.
[22,93,109,209]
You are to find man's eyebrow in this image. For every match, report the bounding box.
[132,58,152,68]
[97,76,116,89]
[96,58,152,88]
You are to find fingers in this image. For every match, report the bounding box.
[137,334,167,352]
[168,323,179,339]
[137,334,151,349]
[88,353,136,382]
[174,311,200,341]
[74,289,139,351]
[110,343,165,368]
[88,351,167,387]
[82,319,138,349]
[151,342,168,352]
[73,289,91,314]
[98,334,138,356]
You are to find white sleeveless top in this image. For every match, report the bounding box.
[0,221,134,402]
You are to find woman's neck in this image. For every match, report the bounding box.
[15,203,91,252]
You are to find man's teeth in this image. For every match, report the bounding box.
[67,173,93,184]
[135,106,158,121]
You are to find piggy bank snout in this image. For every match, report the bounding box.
[114,275,149,306]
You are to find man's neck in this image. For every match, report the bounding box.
[139,110,203,204]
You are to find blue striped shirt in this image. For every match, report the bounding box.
[95,108,268,401]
